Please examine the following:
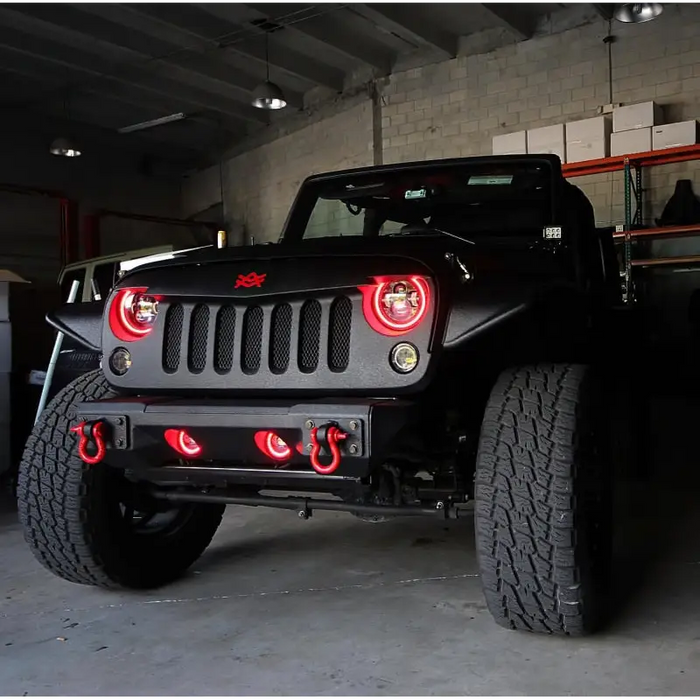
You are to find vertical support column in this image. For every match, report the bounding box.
[623,158,633,305]
[60,198,79,266]
[370,81,383,166]
[635,164,643,226]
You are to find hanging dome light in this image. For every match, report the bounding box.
[49,136,81,157]
[613,3,663,23]
[251,30,287,110]
[252,80,287,110]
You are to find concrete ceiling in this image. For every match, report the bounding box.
[0,2,608,168]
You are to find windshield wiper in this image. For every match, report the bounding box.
[391,225,475,246]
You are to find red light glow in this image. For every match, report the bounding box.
[164,429,202,457]
[254,431,292,461]
[359,275,430,336]
[109,287,159,342]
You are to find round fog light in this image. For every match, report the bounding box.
[390,342,419,373]
[109,347,132,375]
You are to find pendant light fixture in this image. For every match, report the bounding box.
[49,136,81,158]
[50,88,82,157]
[251,30,287,110]
[613,3,663,23]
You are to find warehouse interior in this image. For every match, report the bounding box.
[2,1,700,694]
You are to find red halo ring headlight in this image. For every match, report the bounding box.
[109,287,160,342]
[164,429,202,457]
[254,431,292,461]
[360,275,430,336]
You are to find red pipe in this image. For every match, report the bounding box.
[83,213,100,259]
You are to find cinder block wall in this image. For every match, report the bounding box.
[383,4,700,228]
[185,4,700,245]
[217,101,374,245]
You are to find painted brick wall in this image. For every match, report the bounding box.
[186,4,700,241]
[217,101,374,244]
[380,3,700,230]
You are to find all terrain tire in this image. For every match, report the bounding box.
[17,370,225,589]
[475,364,612,635]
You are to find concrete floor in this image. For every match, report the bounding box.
[2,395,700,695]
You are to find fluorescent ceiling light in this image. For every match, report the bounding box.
[118,112,187,134]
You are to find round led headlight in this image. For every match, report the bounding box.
[109,347,132,375]
[390,342,419,373]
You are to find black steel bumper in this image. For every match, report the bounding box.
[75,396,416,479]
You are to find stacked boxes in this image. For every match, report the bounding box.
[492,100,697,162]
[610,101,663,156]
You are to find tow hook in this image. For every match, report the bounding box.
[309,423,348,475]
[70,420,107,465]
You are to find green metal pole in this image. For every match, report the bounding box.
[624,158,632,304]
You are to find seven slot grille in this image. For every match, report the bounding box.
[162,297,353,375]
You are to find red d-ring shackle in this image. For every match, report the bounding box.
[310,425,348,475]
[70,421,106,465]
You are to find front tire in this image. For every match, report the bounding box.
[17,370,225,589]
[475,364,611,635]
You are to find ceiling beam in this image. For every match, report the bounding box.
[0,68,245,160]
[350,5,458,60]
[592,4,616,21]
[481,4,536,40]
[0,32,269,126]
[245,3,394,72]
[0,6,274,121]
[80,0,345,91]
[220,38,346,93]
[0,0,290,115]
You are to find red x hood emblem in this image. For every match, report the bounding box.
[235,271,266,288]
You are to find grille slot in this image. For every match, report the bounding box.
[298,300,321,373]
[214,306,236,373]
[241,306,264,374]
[188,304,210,373]
[269,304,293,374]
[162,304,184,372]
[328,297,352,372]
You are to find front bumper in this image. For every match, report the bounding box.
[75,397,416,479]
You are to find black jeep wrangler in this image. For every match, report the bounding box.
[18,155,623,636]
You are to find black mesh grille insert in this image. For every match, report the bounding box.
[269,304,293,374]
[188,304,210,373]
[214,306,236,373]
[298,300,321,373]
[163,304,184,372]
[328,296,352,372]
[241,306,264,374]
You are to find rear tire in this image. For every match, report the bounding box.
[475,364,612,635]
[17,370,225,589]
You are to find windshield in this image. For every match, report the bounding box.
[291,161,555,242]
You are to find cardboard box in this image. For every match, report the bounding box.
[567,140,608,163]
[0,322,10,373]
[613,101,663,133]
[566,116,611,144]
[527,124,566,163]
[611,127,652,156]
[492,130,527,155]
[652,120,698,150]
